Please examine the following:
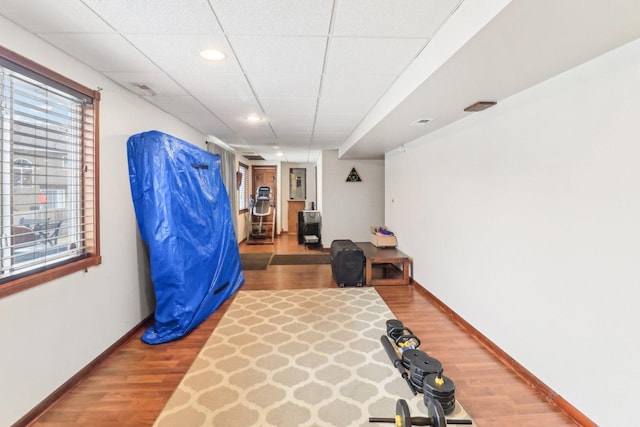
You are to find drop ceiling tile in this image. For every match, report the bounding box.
[198,95,262,114]
[216,112,269,128]
[217,136,246,147]
[312,132,350,148]
[279,146,311,156]
[177,71,254,99]
[318,73,396,115]
[158,100,223,121]
[314,114,361,133]
[83,0,221,34]
[249,73,322,98]
[126,34,242,75]
[234,130,276,145]
[210,0,332,35]
[316,96,375,117]
[38,33,159,72]
[280,145,314,162]
[307,154,321,162]
[275,134,312,145]
[325,37,427,76]
[321,73,396,98]
[218,114,274,137]
[333,0,463,38]
[260,97,318,116]
[275,133,313,144]
[104,72,187,97]
[229,35,327,75]
[277,132,313,141]
[141,96,233,137]
[234,123,275,136]
[0,0,114,33]
[147,95,205,113]
[267,115,315,131]
[181,112,233,137]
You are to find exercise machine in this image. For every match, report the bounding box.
[247,186,276,245]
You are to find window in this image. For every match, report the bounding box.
[0,46,101,298]
[238,162,248,212]
[41,188,66,209]
[13,158,34,186]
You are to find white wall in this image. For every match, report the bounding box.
[316,154,324,212]
[321,150,384,247]
[0,18,212,425]
[385,38,640,425]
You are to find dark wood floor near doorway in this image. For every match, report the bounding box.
[25,234,579,426]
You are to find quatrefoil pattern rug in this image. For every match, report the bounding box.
[154,288,472,427]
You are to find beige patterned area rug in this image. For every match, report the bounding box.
[154,288,473,427]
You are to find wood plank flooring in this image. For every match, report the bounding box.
[25,234,580,426]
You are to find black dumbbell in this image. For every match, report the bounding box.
[386,319,421,349]
[368,398,472,427]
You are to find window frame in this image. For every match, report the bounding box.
[238,162,249,213]
[13,157,35,187]
[0,46,101,299]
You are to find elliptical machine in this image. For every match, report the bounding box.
[247,186,275,244]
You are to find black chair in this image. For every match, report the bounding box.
[46,221,64,245]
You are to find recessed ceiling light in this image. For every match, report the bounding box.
[410,118,432,126]
[464,101,497,112]
[276,152,283,157]
[246,114,263,123]
[200,49,226,61]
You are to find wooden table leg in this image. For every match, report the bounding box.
[365,260,372,286]
[402,259,410,284]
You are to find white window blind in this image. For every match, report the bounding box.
[0,57,97,284]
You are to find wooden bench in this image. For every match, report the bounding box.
[355,242,411,286]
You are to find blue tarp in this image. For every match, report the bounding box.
[127,130,244,344]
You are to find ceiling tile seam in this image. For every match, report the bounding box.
[331,39,434,157]
[202,1,282,153]
[336,0,468,159]
[206,1,284,153]
[112,32,249,146]
[79,0,119,33]
[411,0,466,62]
[89,3,275,156]
[308,0,338,163]
[77,0,249,150]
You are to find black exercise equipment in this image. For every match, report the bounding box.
[381,335,418,395]
[382,319,459,415]
[405,350,443,391]
[423,370,456,415]
[386,319,421,350]
[368,398,472,427]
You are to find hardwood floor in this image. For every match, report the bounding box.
[26,234,581,426]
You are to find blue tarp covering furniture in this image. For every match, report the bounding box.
[127,130,244,344]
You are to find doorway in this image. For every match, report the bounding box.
[252,165,277,234]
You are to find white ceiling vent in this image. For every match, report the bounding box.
[242,152,265,161]
[464,101,497,112]
[130,83,157,97]
[410,118,432,126]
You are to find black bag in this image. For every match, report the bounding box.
[330,240,364,287]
